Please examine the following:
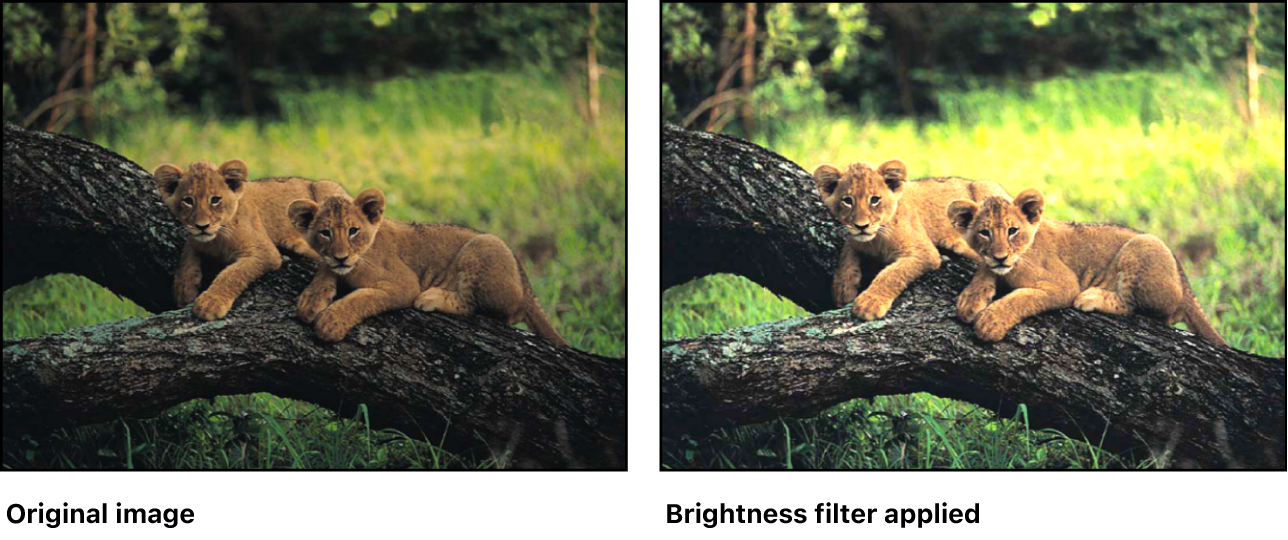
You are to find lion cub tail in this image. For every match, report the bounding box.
[524,297,570,348]
[514,261,570,348]
[1179,295,1228,348]
[1172,254,1228,348]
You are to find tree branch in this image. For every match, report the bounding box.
[661,123,843,313]
[660,123,1286,469]
[2,123,625,469]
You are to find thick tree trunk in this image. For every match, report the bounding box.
[660,123,1286,469]
[661,123,843,313]
[2,123,626,469]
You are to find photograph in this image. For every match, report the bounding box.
[3,2,626,470]
[661,2,1286,470]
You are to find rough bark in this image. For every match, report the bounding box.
[2,123,626,469]
[662,123,844,313]
[660,123,1286,469]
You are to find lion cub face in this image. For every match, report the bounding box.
[812,160,907,242]
[289,189,385,276]
[153,160,248,243]
[948,189,1045,276]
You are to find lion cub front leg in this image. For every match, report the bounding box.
[193,246,281,321]
[315,283,418,343]
[298,268,339,323]
[853,247,940,321]
[832,246,863,309]
[173,241,203,308]
[956,267,997,323]
[973,286,1074,342]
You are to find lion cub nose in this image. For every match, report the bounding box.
[855,223,870,232]
[195,223,211,231]
[334,255,350,263]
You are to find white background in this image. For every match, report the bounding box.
[2,1,1284,538]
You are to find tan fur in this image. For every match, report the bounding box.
[153,160,349,320]
[289,189,568,347]
[813,160,1008,320]
[947,189,1227,346]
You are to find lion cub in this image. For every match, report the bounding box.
[288,189,569,346]
[947,189,1227,346]
[813,160,1007,320]
[153,160,348,320]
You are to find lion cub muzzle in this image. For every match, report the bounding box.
[848,221,879,242]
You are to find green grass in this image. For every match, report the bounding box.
[663,70,1286,469]
[3,70,624,470]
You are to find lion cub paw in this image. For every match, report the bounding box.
[315,310,355,343]
[973,309,1012,343]
[1073,288,1110,313]
[851,291,893,321]
[192,291,234,321]
[415,288,468,315]
[956,291,992,324]
[174,282,200,309]
[414,288,450,313]
[297,290,333,324]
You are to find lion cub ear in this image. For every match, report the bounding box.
[812,164,841,198]
[355,188,386,226]
[878,160,907,192]
[153,164,183,197]
[946,199,978,231]
[1015,189,1044,225]
[217,160,249,193]
[288,200,320,231]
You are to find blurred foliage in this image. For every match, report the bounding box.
[663,2,1287,134]
[3,3,220,129]
[3,3,625,131]
[2,83,13,119]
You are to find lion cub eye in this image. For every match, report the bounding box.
[182,197,195,207]
[1008,227,1019,237]
[211,196,222,206]
[841,197,854,207]
[319,230,332,240]
[979,230,991,239]
[870,196,881,207]
[349,227,360,237]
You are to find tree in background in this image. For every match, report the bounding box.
[3,3,215,136]
[1246,3,1260,132]
[589,2,602,127]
